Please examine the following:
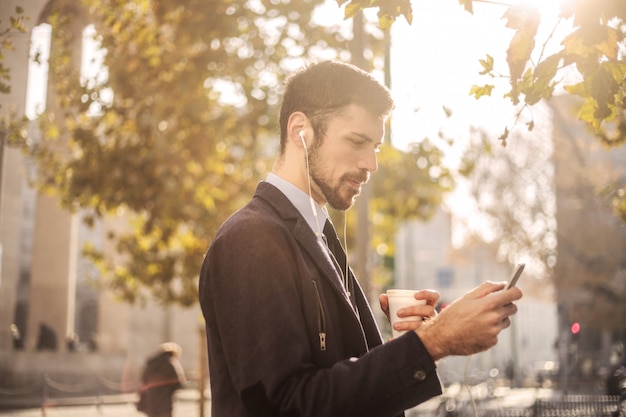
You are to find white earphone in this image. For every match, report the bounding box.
[299,130,306,149]
[299,129,320,236]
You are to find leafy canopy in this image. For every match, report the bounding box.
[3,0,452,306]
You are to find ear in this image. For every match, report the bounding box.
[287,111,310,149]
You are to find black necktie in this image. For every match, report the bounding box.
[323,220,350,285]
[323,220,357,310]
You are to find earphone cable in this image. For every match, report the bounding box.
[303,140,322,238]
[463,354,478,417]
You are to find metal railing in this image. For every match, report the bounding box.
[0,373,138,412]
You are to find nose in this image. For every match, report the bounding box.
[357,149,378,173]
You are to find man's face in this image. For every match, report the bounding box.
[308,104,384,211]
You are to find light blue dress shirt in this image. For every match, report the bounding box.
[266,173,328,240]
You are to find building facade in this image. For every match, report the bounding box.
[0,0,203,401]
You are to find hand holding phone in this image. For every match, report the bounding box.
[505,263,525,290]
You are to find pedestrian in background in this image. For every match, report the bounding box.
[137,342,186,417]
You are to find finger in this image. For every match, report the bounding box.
[379,294,390,318]
[393,318,425,333]
[397,304,436,319]
[414,289,440,306]
[504,287,523,302]
[502,300,519,317]
[499,316,512,330]
[465,281,507,299]
[491,287,523,306]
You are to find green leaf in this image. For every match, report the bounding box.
[590,67,616,120]
[533,53,561,86]
[522,53,561,105]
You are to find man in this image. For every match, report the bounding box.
[199,60,522,417]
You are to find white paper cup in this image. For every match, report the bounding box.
[387,289,427,338]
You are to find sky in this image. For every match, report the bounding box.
[389,1,515,151]
[387,0,565,154]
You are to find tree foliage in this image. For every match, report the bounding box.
[371,139,453,253]
[458,127,557,287]
[4,0,452,306]
[342,0,626,220]
[0,6,28,94]
[0,6,30,143]
[28,0,361,306]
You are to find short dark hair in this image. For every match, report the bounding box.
[278,61,394,154]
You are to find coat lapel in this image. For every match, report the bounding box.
[255,182,358,312]
[254,181,384,350]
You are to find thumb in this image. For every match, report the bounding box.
[464,281,507,299]
[379,293,390,318]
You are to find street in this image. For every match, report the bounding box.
[0,387,556,417]
[0,390,210,417]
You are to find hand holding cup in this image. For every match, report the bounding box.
[382,289,439,338]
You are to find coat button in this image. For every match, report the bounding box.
[413,370,427,381]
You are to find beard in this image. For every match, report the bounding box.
[308,146,369,211]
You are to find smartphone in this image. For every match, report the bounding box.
[505,263,525,289]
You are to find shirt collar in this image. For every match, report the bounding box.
[266,172,327,237]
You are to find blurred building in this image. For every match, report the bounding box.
[394,209,559,386]
[0,0,204,401]
[550,96,626,386]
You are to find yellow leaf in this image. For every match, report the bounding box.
[563,81,586,96]
[562,29,591,58]
[479,54,494,75]
[458,0,473,14]
[378,15,395,30]
[603,62,626,84]
[577,97,600,130]
[595,26,618,60]
[344,2,362,19]
[469,84,494,99]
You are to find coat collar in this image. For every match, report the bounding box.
[253,181,384,350]
[254,181,355,307]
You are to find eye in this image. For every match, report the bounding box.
[350,137,367,147]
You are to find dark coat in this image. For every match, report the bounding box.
[199,181,442,417]
[138,349,185,417]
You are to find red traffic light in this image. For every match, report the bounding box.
[571,322,581,335]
